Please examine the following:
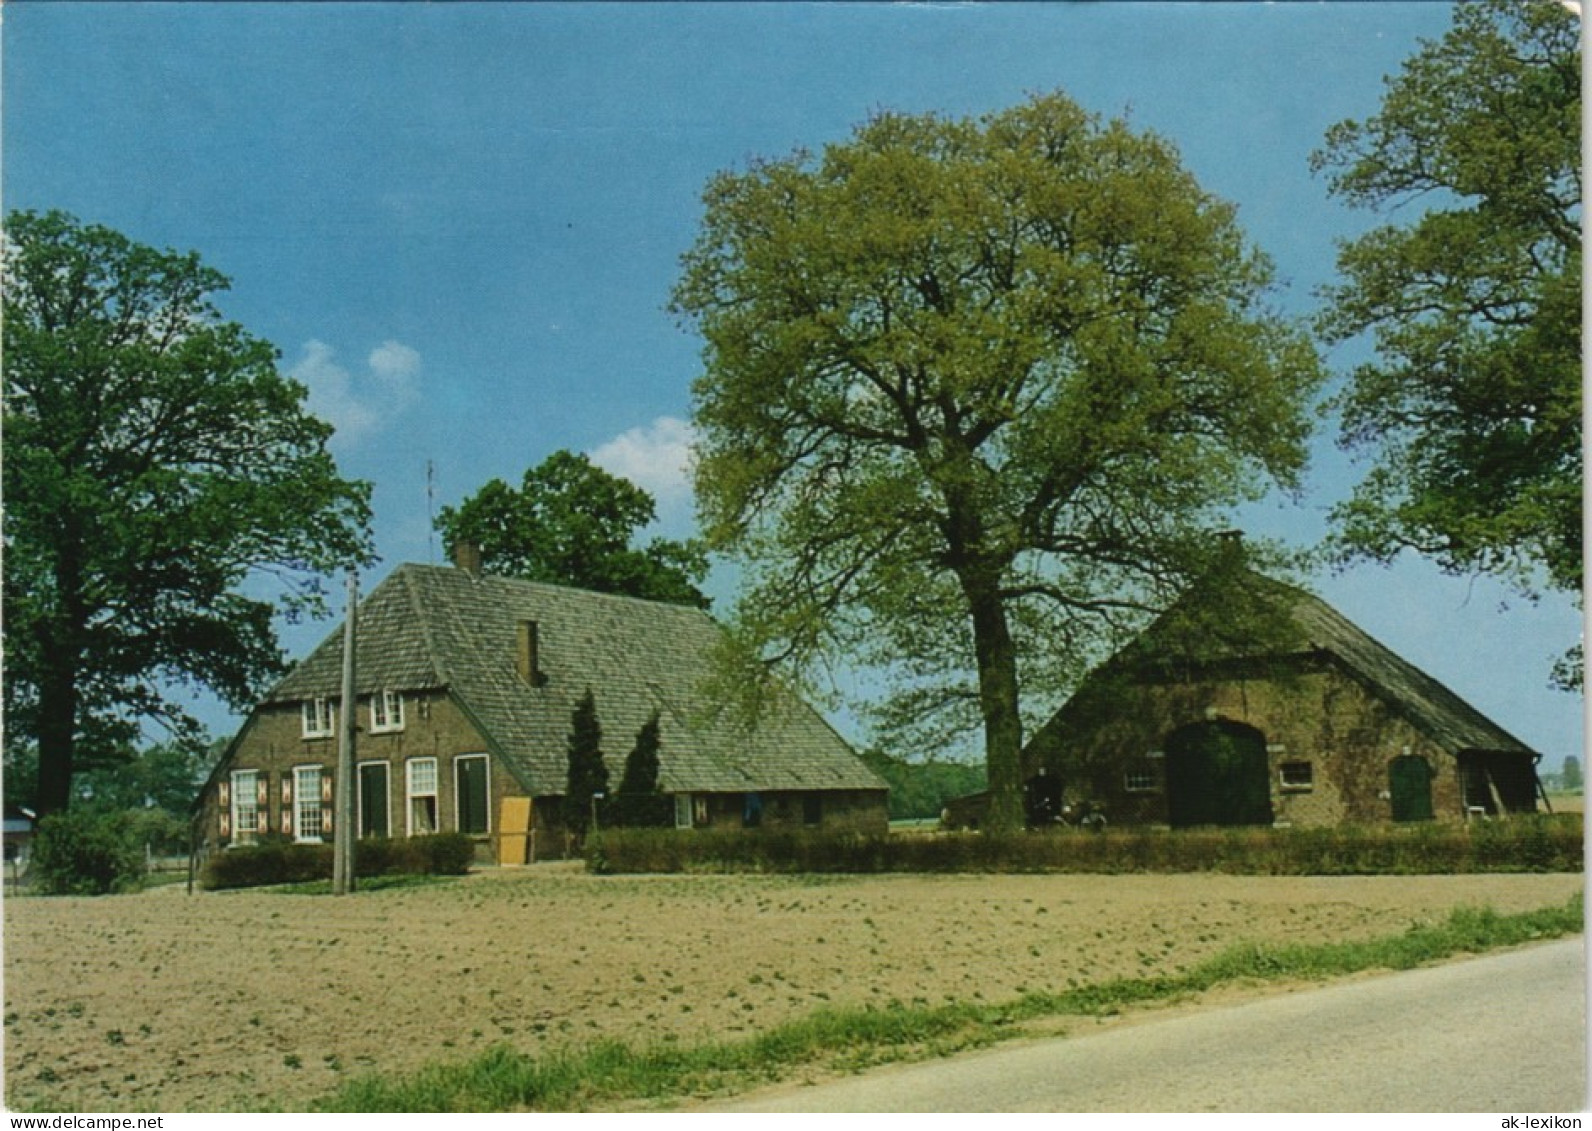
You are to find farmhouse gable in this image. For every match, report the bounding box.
[200,560,887,857]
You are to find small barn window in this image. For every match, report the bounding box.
[742,792,763,829]
[1279,761,1314,791]
[674,794,693,830]
[1123,762,1159,793]
[370,691,405,734]
[302,698,336,739]
[231,770,261,843]
[407,757,439,835]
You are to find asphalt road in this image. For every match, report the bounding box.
[705,938,1587,1112]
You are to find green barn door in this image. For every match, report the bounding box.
[1165,721,1274,827]
[1389,754,1435,821]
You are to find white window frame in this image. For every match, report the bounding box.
[370,690,405,734]
[1123,767,1158,793]
[293,764,325,843]
[357,760,391,838]
[1279,761,1315,792]
[301,697,336,739]
[454,754,491,836]
[231,769,261,843]
[407,757,439,836]
[674,794,692,829]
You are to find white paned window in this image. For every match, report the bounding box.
[231,769,260,843]
[294,765,324,842]
[407,757,438,835]
[301,698,336,739]
[370,690,405,734]
[674,794,692,830]
[1123,763,1158,793]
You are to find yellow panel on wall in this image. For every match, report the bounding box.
[497,796,533,866]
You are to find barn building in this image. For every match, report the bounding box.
[1014,571,1547,829]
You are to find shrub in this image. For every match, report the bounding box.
[30,809,147,895]
[201,832,477,890]
[586,815,1583,876]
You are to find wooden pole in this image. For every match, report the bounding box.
[333,568,358,894]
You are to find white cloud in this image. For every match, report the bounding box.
[368,341,422,400]
[289,339,422,446]
[589,416,698,511]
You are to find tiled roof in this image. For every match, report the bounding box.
[1053,571,1535,757]
[266,564,885,796]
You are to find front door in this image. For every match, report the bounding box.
[358,762,390,837]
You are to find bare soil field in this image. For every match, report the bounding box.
[3,865,1581,1112]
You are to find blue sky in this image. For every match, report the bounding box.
[4,2,1582,766]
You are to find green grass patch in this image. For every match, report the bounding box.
[318,891,1582,1112]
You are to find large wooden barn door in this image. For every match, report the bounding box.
[1164,720,1274,827]
[1388,755,1435,821]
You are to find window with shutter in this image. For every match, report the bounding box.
[230,770,259,844]
[293,765,324,842]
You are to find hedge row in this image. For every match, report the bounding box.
[201,833,476,890]
[587,815,1583,876]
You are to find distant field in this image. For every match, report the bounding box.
[1546,791,1584,814]
[3,865,1581,1112]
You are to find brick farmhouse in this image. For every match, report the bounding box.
[197,558,887,860]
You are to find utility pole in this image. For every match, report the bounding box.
[333,567,358,894]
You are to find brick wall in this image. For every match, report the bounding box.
[1027,661,1478,827]
[202,690,534,850]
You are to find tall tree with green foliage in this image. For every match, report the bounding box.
[565,690,609,838]
[3,211,373,816]
[436,450,710,608]
[672,92,1322,831]
[1313,0,1581,686]
[615,710,671,827]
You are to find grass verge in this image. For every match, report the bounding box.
[318,892,1583,1112]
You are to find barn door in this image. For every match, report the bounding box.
[1164,720,1274,827]
[1389,754,1434,822]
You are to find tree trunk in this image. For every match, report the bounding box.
[34,541,86,817]
[34,657,78,816]
[962,572,1025,834]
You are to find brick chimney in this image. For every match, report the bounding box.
[453,539,483,576]
[517,620,547,686]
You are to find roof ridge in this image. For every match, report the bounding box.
[398,560,719,622]
[397,565,452,687]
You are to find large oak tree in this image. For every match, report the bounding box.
[672,93,1322,831]
[1313,0,1581,685]
[3,211,373,814]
